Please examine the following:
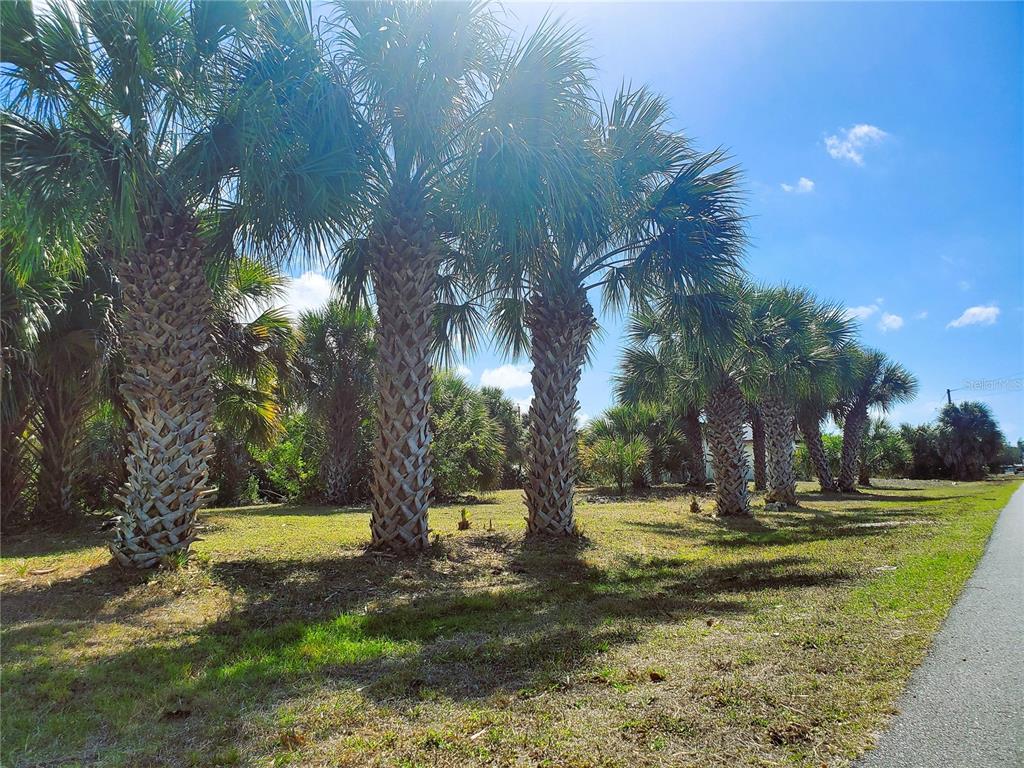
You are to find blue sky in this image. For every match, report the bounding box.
[288,2,1023,439]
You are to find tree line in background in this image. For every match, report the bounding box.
[1,1,1017,567]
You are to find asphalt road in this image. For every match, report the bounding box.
[858,483,1024,768]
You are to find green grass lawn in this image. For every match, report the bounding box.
[2,479,1020,767]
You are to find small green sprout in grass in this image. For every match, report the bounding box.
[458,509,471,530]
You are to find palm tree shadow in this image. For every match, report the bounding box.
[6,530,854,708]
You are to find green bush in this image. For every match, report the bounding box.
[431,372,504,500]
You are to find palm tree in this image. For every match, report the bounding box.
[586,402,687,487]
[619,292,754,517]
[834,349,918,492]
[328,1,502,552]
[33,265,115,525]
[461,22,744,533]
[297,301,376,506]
[210,257,300,506]
[937,402,1004,481]
[747,402,767,491]
[795,340,859,493]
[2,2,369,566]
[746,286,855,505]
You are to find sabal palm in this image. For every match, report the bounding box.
[619,288,753,517]
[937,401,1003,481]
[32,264,115,524]
[0,215,72,524]
[795,337,860,492]
[210,258,299,504]
[297,301,376,505]
[588,402,687,487]
[328,0,501,552]
[745,286,854,505]
[834,349,918,492]
[463,26,743,533]
[2,1,367,566]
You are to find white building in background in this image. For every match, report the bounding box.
[703,425,756,482]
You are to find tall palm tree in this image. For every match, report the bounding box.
[328,1,502,552]
[795,339,859,493]
[619,290,753,517]
[937,401,1004,481]
[297,301,376,505]
[462,24,744,533]
[745,286,854,505]
[834,349,918,492]
[2,1,369,566]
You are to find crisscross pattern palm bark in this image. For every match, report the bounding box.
[838,402,868,493]
[706,379,751,517]
[367,189,439,552]
[525,292,595,536]
[799,414,836,492]
[111,211,216,568]
[762,394,798,505]
[324,390,360,506]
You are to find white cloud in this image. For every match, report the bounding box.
[577,411,591,428]
[454,364,472,379]
[947,305,1000,329]
[825,124,888,165]
[781,177,815,194]
[877,312,904,332]
[281,271,333,319]
[915,311,929,320]
[844,304,880,321]
[480,363,532,391]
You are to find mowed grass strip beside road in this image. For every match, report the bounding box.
[2,479,1020,767]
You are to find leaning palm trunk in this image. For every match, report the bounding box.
[323,388,360,506]
[705,378,750,517]
[111,210,216,568]
[682,406,705,488]
[749,403,766,491]
[762,394,797,505]
[524,290,594,536]
[838,401,868,493]
[799,414,836,492]
[367,188,439,553]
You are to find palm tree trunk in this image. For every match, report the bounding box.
[705,378,751,517]
[799,414,836,492]
[323,388,359,506]
[682,406,705,488]
[1,405,34,526]
[524,290,594,536]
[110,210,216,569]
[762,394,798,505]
[35,383,91,525]
[838,401,868,493]
[749,403,766,491]
[367,187,438,553]
[858,456,871,487]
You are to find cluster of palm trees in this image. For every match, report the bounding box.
[1,1,918,567]
[612,286,918,515]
